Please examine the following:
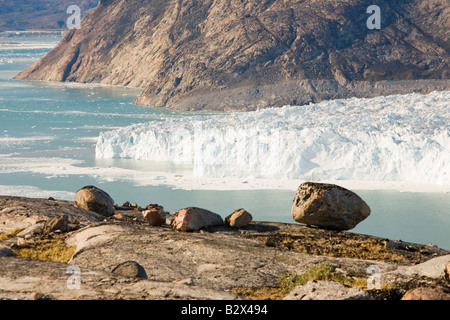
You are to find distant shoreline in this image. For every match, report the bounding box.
[0,30,66,36]
[0,29,67,32]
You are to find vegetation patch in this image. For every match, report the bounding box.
[237,222,448,265]
[272,235,415,263]
[278,263,360,293]
[11,236,76,263]
[0,228,24,242]
[233,262,369,300]
[231,287,285,300]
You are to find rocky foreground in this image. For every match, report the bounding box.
[0,188,449,300]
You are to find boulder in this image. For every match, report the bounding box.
[74,186,115,217]
[142,205,166,227]
[0,196,104,234]
[43,215,69,234]
[16,223,45,238]
[225,209,253,228]
[291,182,371,230]
[393,254,450,279]
[401,286,450,300]
[171,207,223,232]
[0,247,16,257]
[111,261,148,279]
[283,280,371,300]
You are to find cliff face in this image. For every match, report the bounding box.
[15,0,450,111]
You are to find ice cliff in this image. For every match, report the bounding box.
[96,91,449,185]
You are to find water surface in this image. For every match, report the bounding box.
[0,32,448,249]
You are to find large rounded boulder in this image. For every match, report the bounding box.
[74,186,115,217]
[292,182,370,230]
[171,207,223,232]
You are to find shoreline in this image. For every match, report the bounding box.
[1,176,449,195]
[141,175,450,193]
[2,152,449,194]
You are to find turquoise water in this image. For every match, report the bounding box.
[0,33,449,249]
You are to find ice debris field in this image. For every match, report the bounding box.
[96,91,449,186]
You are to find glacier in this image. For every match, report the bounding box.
[95,91,450,186]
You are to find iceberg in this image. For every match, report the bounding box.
[95,91,450,185]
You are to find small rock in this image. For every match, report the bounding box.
[384,240,416,251]
[225,209,253,228]
[43,215,69,234]
[47,197,55,201]
[291,182,371,230]
[74,185,115,217]
[144,203,159,210]
[122,201,131,207]
[401,286,450,300]
[142,206,166,226]
[174,278,195,286]
[171,207,223,232]
[67,224,79,232]
[283,280,372,300]
[367,289,405,300]
[16,223,44,238]
[164,211,173,225]
[24,234,34,240]
[31,292,46,300]
[112,212,128,221]
[0,247,16,257]
[445,261,450,283]
[111,261,148,279]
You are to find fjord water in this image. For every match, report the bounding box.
[0,33,449,249]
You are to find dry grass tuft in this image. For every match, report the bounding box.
[233,262,372,300]
[11,236,76,263]
[0,228,24,242]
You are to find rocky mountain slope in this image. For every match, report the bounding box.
[15,0,450,111]
[0,0,99,31]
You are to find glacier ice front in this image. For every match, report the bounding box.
[95,91,450,185]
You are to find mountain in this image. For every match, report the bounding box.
[0,0,99,31]
[15,0,450,111]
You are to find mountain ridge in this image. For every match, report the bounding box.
[14,0,450,111]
